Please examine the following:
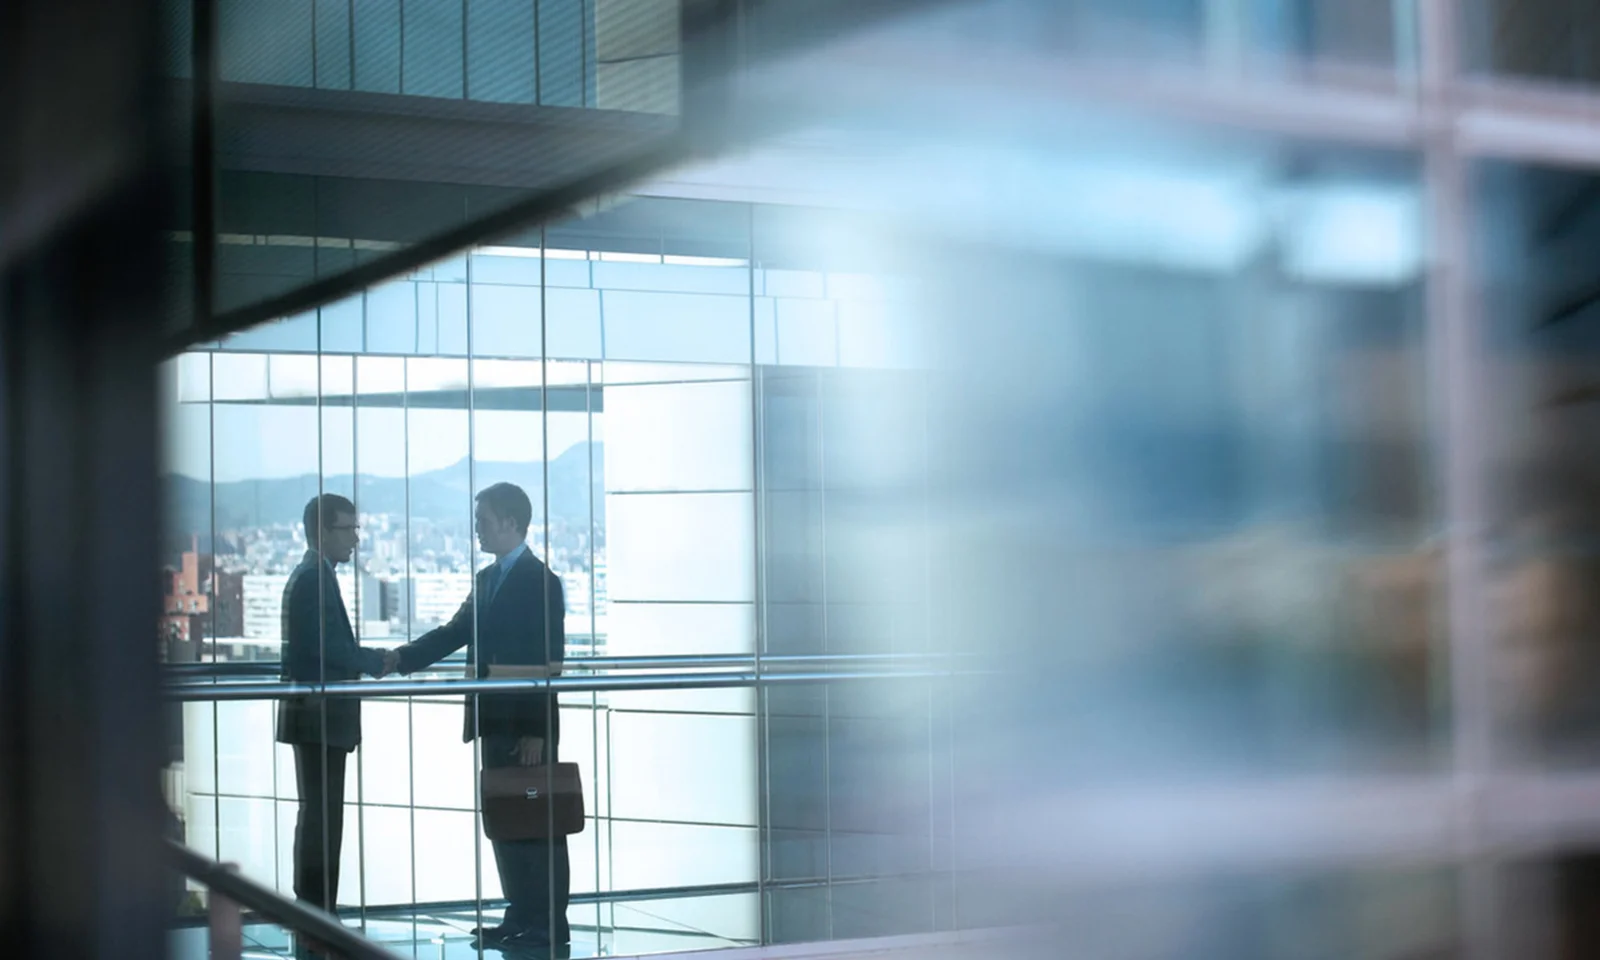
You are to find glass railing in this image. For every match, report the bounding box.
[164,661,973,956]
[169,840,406,960]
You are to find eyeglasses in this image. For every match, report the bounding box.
[328,524,360,532]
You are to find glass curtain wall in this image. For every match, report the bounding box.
[156,0,1600,957]
[160,194,946,955]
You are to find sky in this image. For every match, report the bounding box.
[164,404,597,481]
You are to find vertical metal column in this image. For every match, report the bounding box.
[0,1,169,955]
[1418,0,1498,956]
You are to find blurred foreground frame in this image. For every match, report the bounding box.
[0,0,171,956]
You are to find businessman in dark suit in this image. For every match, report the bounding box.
[392,482,567,955]
[277,493,390,914]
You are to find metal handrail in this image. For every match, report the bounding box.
[168,840,404,960]
[164,666,971,702]
[163,651,961,680]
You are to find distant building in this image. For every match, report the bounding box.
[241,566,380,640]
[159,539,243,655]
[562,570,591,618]
[241,574,290,640]
[409,572,474,628]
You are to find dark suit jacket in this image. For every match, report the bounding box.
[276,551,385,751]
[395,548,566,743]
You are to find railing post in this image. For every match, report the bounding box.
[208,863,243,960]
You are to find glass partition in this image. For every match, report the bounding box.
[163,125,1444,951]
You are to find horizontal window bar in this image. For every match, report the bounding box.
[163,651,964,680]
[164,668,975,702]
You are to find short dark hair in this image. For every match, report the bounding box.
[302,494,357,546]
[476,482,532,535]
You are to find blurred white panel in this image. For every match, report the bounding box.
[320,296,364,353]
[183,702,217,794]
[275,800,296,898]
[339,797,362,905]
[320,353,355,395]
[568,817,611,895]
[608,821,758,889]
[558,704,608,818]
[365,279,418,355]
[615,894,759,943]
[604,602,755,656]
[184,788,218,859]
[609,712,758,826]
[606,380,753,492]
[469,251,543,286]
[211,352,269,401]
[547,288,603,359]
[214,700,279,797]
[216,797,282,892]
[776,298,839,367]
[606,493,755,602]
[544,259,593,289]
[359,804,415,906]
[413,808,499,903]
[604,603,756,713]
[763,269,826,299]
[321,406,356,479]
[753,297,777,365]
[174,352,213,403]
[357,700,412,806]
[411,700,477,810]
[607,683,756,717]
[837,300,927,370]
[406,356,469,393]
[435,281,469,356]
[471,283,542,357]
[601,291,750,364]
[826,273,893,301]
[355,355,407,395]
[602,361,749,385]
[265,353,321,398]
[1277,183,1423,286]
[592,261,748,296]
[274,741,296,800]
[472,357,543,389]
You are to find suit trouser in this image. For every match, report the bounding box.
[483,734,571,942]
[291,743,350,911]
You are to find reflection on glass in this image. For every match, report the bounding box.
[1479,161,1600,767]
[1471,0,1600,87]
[164,134,1439,955]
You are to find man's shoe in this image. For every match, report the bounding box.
[470,925,524,950]
[492,929,568,958]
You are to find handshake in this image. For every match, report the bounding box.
[372,649,402,679]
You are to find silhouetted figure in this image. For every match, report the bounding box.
[393,483,568,955]
[277,494,388,914]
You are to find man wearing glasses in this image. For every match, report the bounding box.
[278,494,391,916]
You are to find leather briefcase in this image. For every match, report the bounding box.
[480,763,586,841]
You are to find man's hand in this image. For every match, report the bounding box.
[381,650,400,677]
[514,736,543,766]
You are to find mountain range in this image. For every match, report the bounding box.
[163,442,603,539]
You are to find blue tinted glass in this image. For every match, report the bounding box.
[219,0,315,86]
[313,0,353,89]
[467,0,536,103]
[352,0,402,93]
[538,0,589,106]
[402,0,465,98]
